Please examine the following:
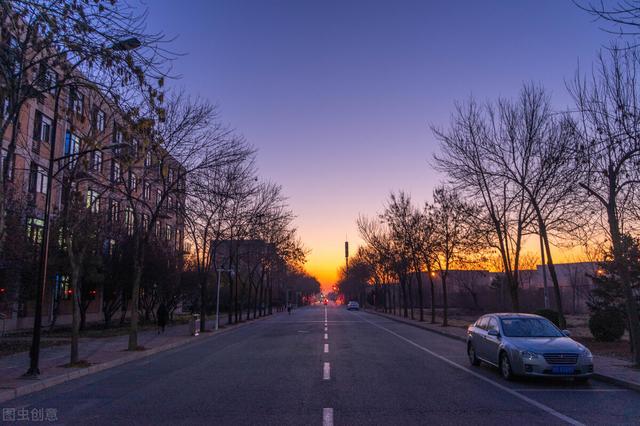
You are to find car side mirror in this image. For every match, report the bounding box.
[562,329,571,337]
[487,329,500,337]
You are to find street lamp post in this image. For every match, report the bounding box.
[215,267,233,331]
[25,37,141,377]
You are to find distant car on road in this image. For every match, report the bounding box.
[466,313,593,382]
[346,301,359,311]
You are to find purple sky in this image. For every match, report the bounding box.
[143,0,613,288]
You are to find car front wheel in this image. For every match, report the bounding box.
[500,352,514,381]
[468,344,480,366]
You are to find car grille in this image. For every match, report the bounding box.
[543,353,578,364]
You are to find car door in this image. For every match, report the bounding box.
[473,316,489,359]
[483,316,501,365]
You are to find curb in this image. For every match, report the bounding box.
[369,310,466,342]
[592,373,640,393]
[0,313,278,404]
[368,310,640,394]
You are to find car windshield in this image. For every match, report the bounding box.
[500,318,564,338]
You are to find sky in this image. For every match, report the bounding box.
[142,0,614,290]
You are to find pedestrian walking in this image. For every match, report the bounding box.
[157,302,169,334]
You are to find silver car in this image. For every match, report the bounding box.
[466,313,594,382]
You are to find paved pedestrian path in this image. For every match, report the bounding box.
[371,310,640,392]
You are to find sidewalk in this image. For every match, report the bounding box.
[0,314,275,403]
[370,310,640,392]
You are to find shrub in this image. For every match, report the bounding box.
[534,309,560,327]
[589,309,626,342]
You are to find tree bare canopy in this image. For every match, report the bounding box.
[570,46,640,365]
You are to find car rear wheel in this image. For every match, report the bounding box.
[468,344,480,366]
[500,352,514,381]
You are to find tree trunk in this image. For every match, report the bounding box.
[539,221,566,328]
[128,253,144,351]
[401,278,408,318]
[442,274,448,327]
[414,263,424,322]
[70,264,81,364]
[408,277,415,320]
[427,268,436,324]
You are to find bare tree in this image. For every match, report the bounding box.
[570,46,640,365]
[429,186,483,326]
[433,100,534,311]
[382,191,427,321]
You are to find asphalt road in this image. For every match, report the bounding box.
[2,304,640,425]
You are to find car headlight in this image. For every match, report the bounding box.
[580,347,593,360]
[521,351,539,360]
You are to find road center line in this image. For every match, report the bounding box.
[359,314,584,426]
[323,408,333,426]
[324,343,329,353]
[324,333,328,340]
[324,327,328,332]
[323,362,331,380]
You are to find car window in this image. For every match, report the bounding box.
[476,316,488,330]
[487,317,499,332]
[500,317,564,337]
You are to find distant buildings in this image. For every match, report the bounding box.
[420,262,600,313]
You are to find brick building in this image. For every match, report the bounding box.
[0,71,185,332]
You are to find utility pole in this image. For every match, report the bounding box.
[345,239,349,277]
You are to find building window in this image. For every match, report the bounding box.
[103,239,116,257]
[92,150,103,173]
[55,274,72,301]
[37,64,57,93]
[28,162,48,194]
[141,213,149,231]
[132,138,140,153]
[64,131,81,165]
[26,217,44,244]
[94,109,105,133]
[145,151,152,167]
[129,173,138,192]
[168,168,174,184]
[69,87,84,115]
[124,207,134,235]
[32,111,51,154]
[113,125,124,154]
[166,224,172,241]
[156,189,162,206]
[2,149,15,181]
[168,196,173,209]
[86,189,100,213]
[155,221,161,238]
[109,199,120,222]
[111,161,121,183]
[143,182,151,200]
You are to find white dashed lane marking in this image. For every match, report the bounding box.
[324,343,329,353]
[323,408,333,426]
[323,362,331,380]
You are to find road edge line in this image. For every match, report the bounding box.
[360,313,584,426]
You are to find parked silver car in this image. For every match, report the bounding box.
[466,313,593,382]
[347,301,360,311]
